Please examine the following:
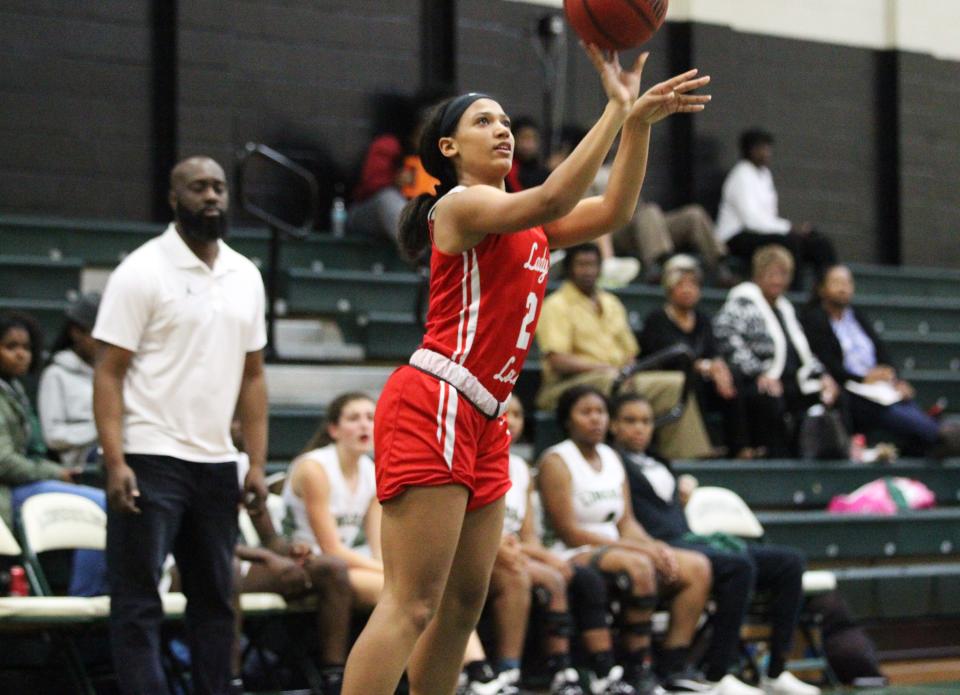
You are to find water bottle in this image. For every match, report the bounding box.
[849,433,866,464]
[330,185,347,238]
[8,565,29,596]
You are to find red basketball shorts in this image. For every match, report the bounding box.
[374,366,512,511]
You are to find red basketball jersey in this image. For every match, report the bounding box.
[421,188,550,406]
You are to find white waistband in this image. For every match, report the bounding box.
[409,348,508,419]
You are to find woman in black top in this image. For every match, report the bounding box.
[639,255,751,457]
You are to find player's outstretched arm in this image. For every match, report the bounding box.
[434,46,644,251]
[545,69,711,249]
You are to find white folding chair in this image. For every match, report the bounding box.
[685,486,765,539]
[6,493,110,695]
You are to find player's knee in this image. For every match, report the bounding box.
[447,580,493,619]
[307,556,351,596]
[541,567,567,597]
[404,596,441,634]
[627,554,657,595]
[690,552,712,585]
[507,566,532,595]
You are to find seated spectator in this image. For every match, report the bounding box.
[541,133,639,288]
[493,396,636,694]
[609,393,820,695]
[348,96,439,247]
[715,129,836,288]
[639,256,752,458]
[280,392,510,694]
[535,243,712,459]
[713,246,840,457]
[281,392,383,605]
[222,423,354,695]
[538,385,713,694]
[235,499,353,695]
[0,311,107,596]
[506,116,551,192]
[802,264,960,457]
[591,163,731,285]
[38,293,101,466]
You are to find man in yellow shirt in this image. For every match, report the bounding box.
[536,244,711,458]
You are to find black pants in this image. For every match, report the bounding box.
[107,454,240,695]
[694,376,749,454]
[848,393,940,455]
[737,378,820,457]
[727,229,836,288]
[672,541,805,681]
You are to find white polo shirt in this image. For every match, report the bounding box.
[93,223,267,462]
[715,160,792,242]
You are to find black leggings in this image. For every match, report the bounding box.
[671,541,805,681]
[567,564,610,632]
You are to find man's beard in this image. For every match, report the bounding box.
[176,202,229,242]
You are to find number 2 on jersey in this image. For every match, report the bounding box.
[515,292,538,350]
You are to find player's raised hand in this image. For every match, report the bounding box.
[582,42,649,110]
[630,69,711,125]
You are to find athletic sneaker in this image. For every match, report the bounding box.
[498,667,521,687]
[760,671,821,695]
[589,665,637,694]
[550,667,586,695]
[661,666,715,692]
[599,256,642,289]
[456,663,521,695]
[709,674,765,695]
[624,663,665,695]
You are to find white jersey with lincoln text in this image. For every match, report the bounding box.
[545,439,625,554]
[281,444,376,552]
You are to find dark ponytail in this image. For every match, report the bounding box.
[398,94,488,262]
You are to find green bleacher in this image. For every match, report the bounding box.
[0,214,411,273]
[268,405,324,460]
[4,213,960,641]
[0,255,82,302]
[674,459,960,510]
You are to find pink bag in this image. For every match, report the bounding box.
[827,477,936,515]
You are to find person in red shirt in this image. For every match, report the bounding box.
[349,98,440,247]
[341,46,710,695]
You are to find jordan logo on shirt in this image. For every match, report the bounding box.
[523,242,550,284]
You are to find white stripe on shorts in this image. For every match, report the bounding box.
[436,380,447,444]
[443,387,458,469]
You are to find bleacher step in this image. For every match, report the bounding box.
[265,364,395,406]
[273,318,363,362]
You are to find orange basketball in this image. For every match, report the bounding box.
[563,0,668,51]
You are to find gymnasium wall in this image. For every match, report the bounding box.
[685,24,883,263]
[0,0,957,267]
[176,0,422,218]
[897,52,960,268]
[0,2,154,219]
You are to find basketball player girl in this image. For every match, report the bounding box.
[341,46,710,695]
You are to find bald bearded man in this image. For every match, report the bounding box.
[94,156,269,695]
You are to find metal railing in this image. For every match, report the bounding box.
[237,143,319,355]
